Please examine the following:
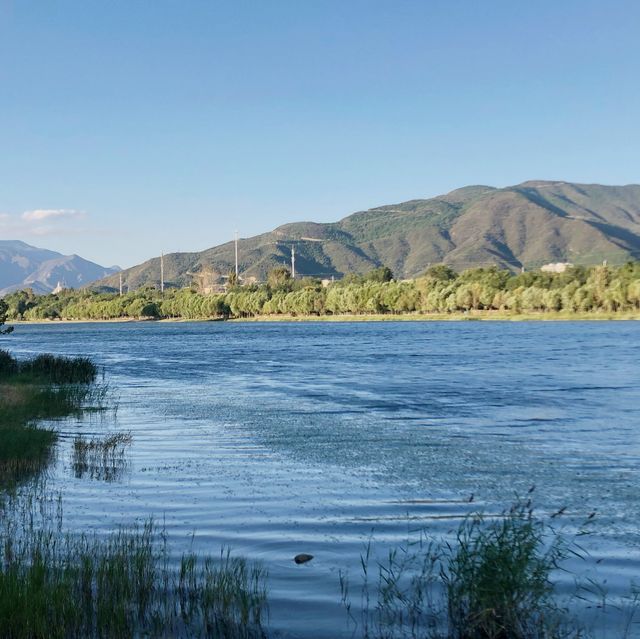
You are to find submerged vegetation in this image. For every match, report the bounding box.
[3,262,640,321]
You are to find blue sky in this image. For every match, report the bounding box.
[1,0,638,267]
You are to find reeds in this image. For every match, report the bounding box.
[0,507,268,639]
[0,349,18,376]
[72,432,132,481]
[340,496,615,639]
[0,351,107,486]
[1,351,98,384]
[444,500,568,639]
[0,348,267,637]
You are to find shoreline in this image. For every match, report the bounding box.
[8,310,640,325]
[231,311,640,322]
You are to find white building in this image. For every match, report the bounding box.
[540,262,573,273]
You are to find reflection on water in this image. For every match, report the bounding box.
[7,320,640,638]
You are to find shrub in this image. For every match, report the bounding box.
[341,498,588,639]
[444,500,565,639]
[0,349,18,376]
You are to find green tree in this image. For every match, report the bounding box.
[366,266,394,283]
[422,264,458,282]
[140,302,160,319]
[0,299,14,334]
[267,266,292,289]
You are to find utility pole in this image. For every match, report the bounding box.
[234,231,239,280]
[119,272,123,297]
[160,253,164,293]
[291,245,296,279]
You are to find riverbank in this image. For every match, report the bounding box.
[232,310,640,322]
[8,309,640,325]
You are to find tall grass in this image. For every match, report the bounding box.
[0,350,107,485]
[72,432,132,481]
[0,350,98,384]
[17,353,97,384]
[0,500,268,639]
[0,349,18,376]
[444,500,569,639]
[339,497,623,639]
[0,348,268,637]
[341,534,444,639]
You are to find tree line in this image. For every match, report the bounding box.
[3,262,640,321]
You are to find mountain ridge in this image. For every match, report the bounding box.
[0,241,120,295]
[47,180,640,291]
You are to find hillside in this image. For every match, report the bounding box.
[0,241,120,295]
[95,181,640,291]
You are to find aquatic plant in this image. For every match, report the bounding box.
[443,499,568,639]
[341,534,444,639]
[72,432,132,481]
[0,349,18,376]
[1,350,266,637]
[16,353,98,384]
[0,500,268,639]
[0,353,107,486]
[340,497,605,639]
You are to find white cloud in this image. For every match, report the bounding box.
[21,209,85,222]
[0,208,89,237]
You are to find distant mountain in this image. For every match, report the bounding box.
[95,180,640,291]
[0,241,120,295]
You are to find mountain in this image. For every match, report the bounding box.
[0,241,120,295]
[95,180,640,291]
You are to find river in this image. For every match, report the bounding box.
[7,320,640,637]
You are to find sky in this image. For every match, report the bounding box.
[0,0,639,268]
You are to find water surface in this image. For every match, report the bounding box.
[8,321,640,637]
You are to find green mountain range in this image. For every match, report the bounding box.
[97,180,640,290]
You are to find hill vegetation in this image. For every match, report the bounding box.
[4,262,640,321]
[94,181,640,291]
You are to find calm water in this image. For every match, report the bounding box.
[7,321,640,637]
